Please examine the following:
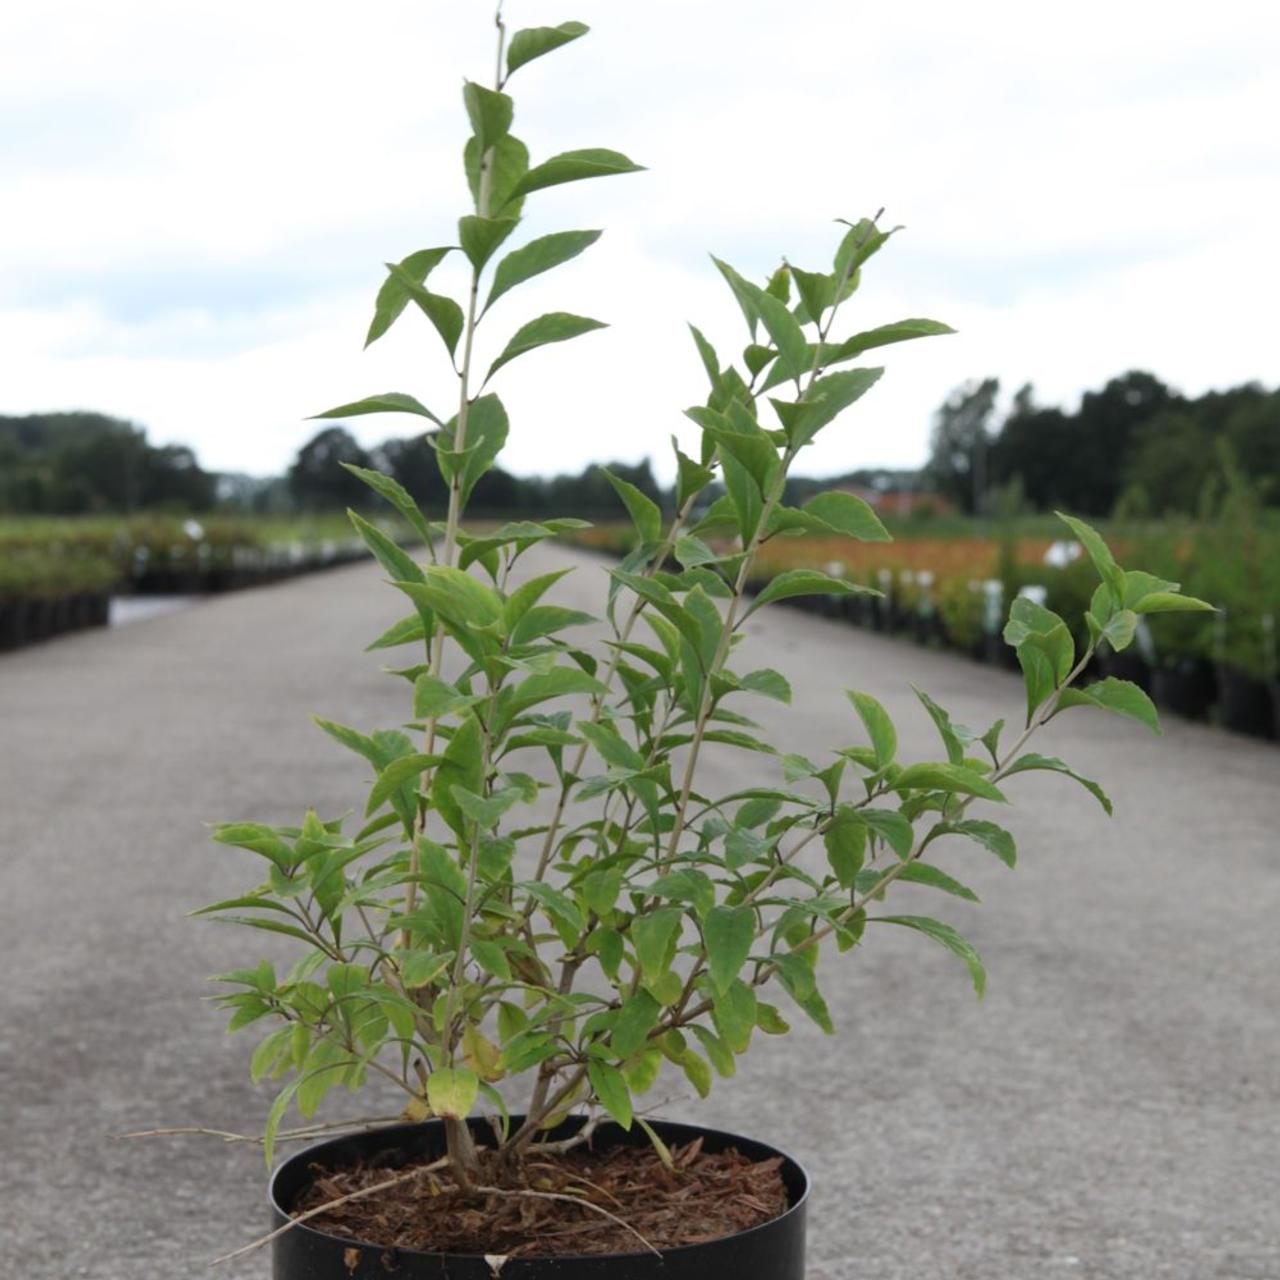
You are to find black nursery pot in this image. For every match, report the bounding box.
[1096,648,1152,692]
[270,1116,809,1280]
[1151,659,1217,721]
[1216,663,1276,740]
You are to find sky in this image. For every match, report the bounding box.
[2,0,1277,483]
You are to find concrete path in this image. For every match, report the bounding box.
[1,547,1276,1279]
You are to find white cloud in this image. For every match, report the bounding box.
[2,0,1277,481]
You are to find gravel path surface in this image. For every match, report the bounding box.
[1,547,1276,1279]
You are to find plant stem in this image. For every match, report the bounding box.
[400,14,504,950]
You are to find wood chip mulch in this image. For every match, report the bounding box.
[291,1134,789,1258]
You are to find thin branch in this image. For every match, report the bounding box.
[209,1157,450,1266]
[473,1185,660,1257]
[115,1116,400,1146]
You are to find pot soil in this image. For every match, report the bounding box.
[270,1116,808,1279]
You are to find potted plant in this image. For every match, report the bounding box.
[190,11,1213,1276]
[1196,465,1276,738]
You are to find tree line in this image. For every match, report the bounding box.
[924,371,1279,516]
[5,370,1276,519]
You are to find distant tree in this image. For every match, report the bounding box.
[287,427,372,510]
[987,386,1078,511]
[0,411,216,513]
[923,378,1000,514]
[1072,371,1176,513]
[1224,391,1280,503]
[371,436,450,512]
[1123,411,1213,515]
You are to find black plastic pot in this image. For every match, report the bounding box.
[980,632,1017,670]
[1216,663,1276,740]
[1095,649,1152,692]
[1151,659,1217,721]
[0,600,26,650]
[270,1116,809,1280]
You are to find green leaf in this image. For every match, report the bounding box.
[611,991,660,1057]
[631,909,681,985]
[1057,677,1160,734]
[365,247,453,349]
[508,605,596,647]
[748,569,866,613]
[674,439,715,509]
[933,819,1016,868]
[404,565,503,630]
[1131,591,1215,615]
[860,810,915,859]
[310,391,442,427]
[912,688,969,766]
[740,668,791,703]
[1014,641,1057,724]
[651,869,716,919]
[487,312,607,380]
[778,367,884,447]
[508,665,605,715]
[263,1082,299,1167]
[586,1059,633,1129]
[600,466,662,544]
[427,1067,479,1119]
[383,260,465,358]
[347,510,423,587]
[414,674,479,721]
[506,20,590,76]
[896,862,980,903]
[508,148,645,202]
[1055,512,1124,597]
[703,906,755,994]
[825,318,955,363]
[800,490,890,541]
[892,763,1007,803]
[711,980,757,1053]
[689,1025,735,1078]
[366,614,428,652]
[712,257,808,382]
[823,810,867,888]
[465,134,530,219]
[398,949,452,989]
[1002,752,1113,815]
[876,915,986,998]
[789,266,834,324]
[846,690,897,768]
[210,822,294,871]
[436,393,510,507]
[431,715,486,840]
[366,752,442,817]
[249,1026,292,1084]
[1102,609,1139,652]
[687,324,721,387]
[834,217,894,281]
[458,214,518,270]
[341,465,433,547]
[462,82,513,156]
[486,229,602,313]
[453,785,522,831]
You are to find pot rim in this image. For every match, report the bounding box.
[268,1113,810,1264]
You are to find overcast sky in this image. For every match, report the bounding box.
[2,1,1277,482]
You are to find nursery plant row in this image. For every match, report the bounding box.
[0,515,375,653]
[572,515,1280,742]
[752,523,1279,743]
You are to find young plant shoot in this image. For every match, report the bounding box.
[200,8,1213,1200]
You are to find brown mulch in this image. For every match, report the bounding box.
[292,1134,789,1258]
